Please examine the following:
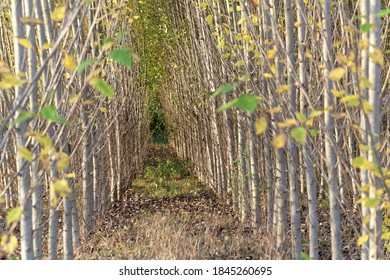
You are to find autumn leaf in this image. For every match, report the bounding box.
[273,134,286,149]
[255,117,268,135]
[51,6,66,22]
[328,67,346,81]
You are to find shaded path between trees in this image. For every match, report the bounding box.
[77,144,361,260]
[78,144,276,259]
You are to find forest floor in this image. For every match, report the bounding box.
[78,144,362,260]
[77,144,278,259]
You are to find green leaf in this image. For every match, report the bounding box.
[90,77,115,100]
[41,104,59,122]
[6,207,23,226]
[13,111,35,124]
[40,105,70,125]
[376,9,390,18]
[77,59,95,74]
[237,95,258,113]
[361,23,373,32]
[353,156,366,168]
[301,252,310,260]
[291,127,307,144]
[218,95,258,113]
[310,129,320,137]
[212,83,238,97]
[109,49,136,68]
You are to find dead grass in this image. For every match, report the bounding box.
[78,210,278,260]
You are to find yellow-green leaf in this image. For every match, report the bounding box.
[52,179,71,197]
[364,198,380,208]
[340,95,359,107]
[382,232,390,240]
[51,6,66,22]
[331,89,346,97]
[89,77,115,100]
[362,100,374,113]
[296,112,307,123]
[56,152,70,172]
[206,14,213,25]
[64,54,77,71]
[328,67,346,81]
[273,134,286,149]
[353,156,366,168]
[291,127,307,144]
[6,207,23,226]
[18,146,32,162]
[255,117,268,135]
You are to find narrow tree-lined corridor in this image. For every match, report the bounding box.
[0,0,389,260]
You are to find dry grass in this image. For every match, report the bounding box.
[78,210,278,260]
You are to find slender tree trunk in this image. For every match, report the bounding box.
[321,0,343,259]
[11,0,34,260]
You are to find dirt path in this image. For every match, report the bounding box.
[78,145,275,259]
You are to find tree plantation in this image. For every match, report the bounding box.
[0,0,389,260]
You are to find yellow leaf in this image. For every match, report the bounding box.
[267,49,277,59]
[362,100,374,113]
[272,134,286,149]
[1,234,18,255]
[369,48,384,66]
[263,73,273,78]
[0,73,27,89]
[278,119,297,128]
[56,152,70,172]
[331,89,346,97]
[64,173,76,179]
[238,75,250,82]
[357,235,369,246]
[50,179,71,207]
[18,146,32,162]
[19,17,43,26]
[328,67,346,81]
[51,6,66,22]
[270,64,276,74]
[64,54,77,71]
[268,106,282,114]
[276,85,291,94]
[41,43,53,50]
[18,38,32,48]
[255,117,268,135]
